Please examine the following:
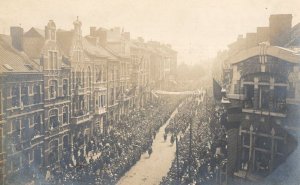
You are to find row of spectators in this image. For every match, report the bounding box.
[161,95,228,185]
[45,97,184,184]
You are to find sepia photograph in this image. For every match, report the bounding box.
[0,0,300,184]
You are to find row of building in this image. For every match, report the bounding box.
[0,18,177,183]
[213,14,300,183]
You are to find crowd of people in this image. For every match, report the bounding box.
[161,95,228,185]
[43,97,183,184]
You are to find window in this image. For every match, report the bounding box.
[54,52,58,69]
[102,95,106,107]
[87,67,92,88]
[0,128,2,153]
[12,157,20,171]
[49,51,58,69]
[22,118,29,139]
[33,84,41,104]
[0,91,2,121]
[63,79,68,97]
[103,65,107,81]
[63,106,69,124]
[96,66,102,82]
[49,109,59,129]
[11,119,20,144]
[49,140,58,163]
[81,70,85,88]
[34,114,42,136]
[49,80,58,99]
[76,71,81,87]
[12,86,20,107]
[49,52,53,69]
[21,86,28,106]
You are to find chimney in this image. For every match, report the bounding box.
[98,30,107,46]
[269,14,292,46]
[257,27,270,43]
[123,32,130,41]
[90,27,96,36]
[137,37,144,43]
[10,26,24,51]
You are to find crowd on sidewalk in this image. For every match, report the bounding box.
[161,95,228,185]
[42,97,183,184]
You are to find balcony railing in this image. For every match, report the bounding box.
[95,107,106,115]
[242,108,286,118]
[46,127,60,136]
[71,113,92,125]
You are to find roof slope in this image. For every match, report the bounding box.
[229,45,300,64]
[23,37,45,59]
[0,38,40,73]
[56,30,74,56]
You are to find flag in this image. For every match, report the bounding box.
[213,78,222,101]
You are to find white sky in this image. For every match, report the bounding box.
[0,0,300,64]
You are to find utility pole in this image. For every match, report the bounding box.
[188,114,192,181]
[105,60,109,135]
[176,135,180,183]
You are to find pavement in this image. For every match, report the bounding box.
[117,108,179,185]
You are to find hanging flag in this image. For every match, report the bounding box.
[213,78,222,101]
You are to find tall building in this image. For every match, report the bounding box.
[23,20,72,167]
[0,36,43,183]
[0,18,178,183]
[216,14,300,182]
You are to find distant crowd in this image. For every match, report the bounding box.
[161,95,227,185]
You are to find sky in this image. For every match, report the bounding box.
[0,0,300,65]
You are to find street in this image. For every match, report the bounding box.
[117,108,179,185]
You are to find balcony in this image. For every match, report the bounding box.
[73,86,85,96]
[71,113,92,125]
[95,107,106,115]
[286,98,300,105]
[227,94,246,100]
[242,108,286,118]
[46,127,60,137]
[94,82,107,92]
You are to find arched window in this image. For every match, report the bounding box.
[63,106,69,124]
[49,109,59,129]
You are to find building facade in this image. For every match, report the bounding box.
[0,35,44,183]
[0,18,178,183]
[216,14,300,182]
